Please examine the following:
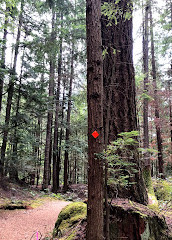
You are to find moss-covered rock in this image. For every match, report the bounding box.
[52,199,172,240]
[153,179,172,201]
[109,198,172,240]
[53,202,87,239]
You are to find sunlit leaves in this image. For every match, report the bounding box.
[101,1,132,25]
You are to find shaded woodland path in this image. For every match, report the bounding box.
[0,199,69,240]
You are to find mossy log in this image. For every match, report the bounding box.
[109,198,172,240]
[53,202,87,240]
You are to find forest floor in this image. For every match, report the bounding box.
[0,199,69,240]
[0,178,171,239]
[0,179,87,240]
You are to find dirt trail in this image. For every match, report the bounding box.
[0,200,69,240]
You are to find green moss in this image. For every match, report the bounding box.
[147,204,159,213]
[153,179,172,201]
[66,230,76,240]
[53,202,87,238]
[143,168,154,194]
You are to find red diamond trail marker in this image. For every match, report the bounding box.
[92,130,99,138]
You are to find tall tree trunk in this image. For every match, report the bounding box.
[43,9,56,190]
[142,0,153,190]
[0,0,24,178]
[63,43,74,192]
[168,80,172,161]
[101,0,148,204]
[86,0,104,239]
[10,40,26,181]
[57,85,65,187]
[0,5,9,115]
[150,4,164,177]
[52,16,63,193]
[36,117,41,187]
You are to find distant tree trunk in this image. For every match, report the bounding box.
[150,4,164,177]
[0,0,24,178]
[0,5,9,115]
[9,73,22,181]
[48,138,52,185]
[74,152,77,184]
[168,80,172,160]
[52,17,63,193]
[36,117,41,187]
[102,0,148,204]
[86,0,104,239]
[141,0,154,190]
[10,39,26,181]
[57,85,65,187]
[43,9,55,190]
[143,0,150,162]
[63,43,74,192]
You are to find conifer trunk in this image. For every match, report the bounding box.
[150,4,164,177]
[86,0,104,239]
[0,0,24,178]
[63,43,74,192]
[43,9,55,189]
[0,5,9,115]
[102,0,148,204]
[142,0,153,191]
[57,86,65,185]
[168,80,172,160]
[52,40,62,193]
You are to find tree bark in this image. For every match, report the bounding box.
[101,0,148,204]
[57,85,65,187]
[52,15,63,193]
[10,38,26,181]
[0,0,24,178]
[86,0,104,239]
[0,5,9,115]
[150,4,164,177]
[143,0,150,163]
[63,43,74,192]
[43,9,55,190]
[168,80,172,162]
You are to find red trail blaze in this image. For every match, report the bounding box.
[92,131,99,138]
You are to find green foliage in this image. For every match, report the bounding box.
[104,131,139,188]
[101,1,132,25]
[153,179,172,201]
[140,93,154,101]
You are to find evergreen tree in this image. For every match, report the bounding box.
[86,0,104,239]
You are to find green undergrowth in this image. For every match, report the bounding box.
[29,193,65,208]
[153,179,172,201]
[0,192,65,210]
[53,202,87,239]
[152,178,172,219]
[143,169,159,212]
[143,168,155,195]
[0,199,28,210]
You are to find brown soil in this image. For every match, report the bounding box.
[0,199,69,240]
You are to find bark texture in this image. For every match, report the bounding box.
[150,4,164,177]
[43,9,55,189]
[86,0,104,239]
[102,0,148,204]
[63,43,74,192]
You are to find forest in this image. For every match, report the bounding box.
[0,0,171,239]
